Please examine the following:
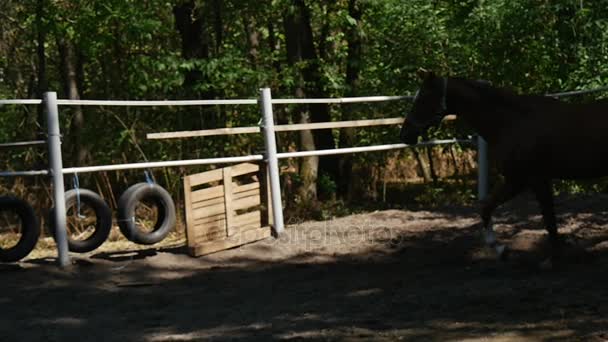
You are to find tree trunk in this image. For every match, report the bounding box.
[35,0,47,136]
[296,89,319,203]
[211,0,226,128]
[284,0,337,203]
[284,0,319,203]
[339,0,363,200]
[173,0,215,137]
[243,16,260,66]
[267,21,282,74]
[212,0,223,55]
[57,37,87,166]
[173,1,209,90]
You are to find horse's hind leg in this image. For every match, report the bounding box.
[531,179,558,238]
[480,178,524,258]
[531,179,562,263]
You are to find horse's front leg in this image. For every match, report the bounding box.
[480,178,524,259]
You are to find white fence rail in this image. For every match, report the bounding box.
[0,90,476,267]
[1,84,607,268]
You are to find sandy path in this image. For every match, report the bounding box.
[1,194,608,341]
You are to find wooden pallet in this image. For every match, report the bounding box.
[183,163,272,257]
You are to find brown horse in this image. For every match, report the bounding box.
[401,70,608,261]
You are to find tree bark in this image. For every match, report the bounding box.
[339,0,363,200]
[267,21,282,74]
[243,16,260,66]
[284,0,337,203]
[211,0,226,128]
[35,0,47,135]
[295,89,319,203]
[284,0,319,203]
[212,0,223,55]
[173,0,215,131]
[57,37,87,166]
[311,4,339,198]
[173,1,209,89]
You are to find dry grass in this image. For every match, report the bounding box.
[25,224,187,261]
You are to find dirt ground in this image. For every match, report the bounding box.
[2,194,608,341]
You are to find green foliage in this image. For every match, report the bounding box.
[318,172,338,198]
[2,0,608,209]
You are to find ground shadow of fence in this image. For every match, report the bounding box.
[2,193,608,340]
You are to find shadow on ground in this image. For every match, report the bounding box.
[1,194,608,341]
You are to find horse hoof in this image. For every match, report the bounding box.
[495,244,508,261]
[539,257,553,271]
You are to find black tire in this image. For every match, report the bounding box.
[117,183,176,245]
[49,189,112,253]
[0,196,40,262]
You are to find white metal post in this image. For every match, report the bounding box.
[259,88,285,235]
[477,136,489,201]
[44,92,70,267]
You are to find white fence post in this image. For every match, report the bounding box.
[477,136,489,201]
[44,92,70,267]
[259,88,285,235]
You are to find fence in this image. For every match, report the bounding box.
[1,84,605,268]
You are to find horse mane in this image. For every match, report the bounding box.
[457,78,560,115]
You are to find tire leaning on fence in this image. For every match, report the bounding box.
[0,196,40,262]
[117,182,176,245]
[48,189,113,253]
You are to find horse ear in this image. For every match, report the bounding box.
[416,68,434,80]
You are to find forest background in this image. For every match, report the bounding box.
[2,0,608,221]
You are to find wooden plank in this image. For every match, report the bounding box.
[189,227,272,257]
[190,182,258,206]
[233,211,261,229]
[192,202,226,219]
[194,213,261,243]
[192,196,225,210]
[192,219,227,243]
[231,163,259,177]
[195,219,226,234]
[233,188,259,201]
[256,163,272,228]
[194,217,225,232]
[147,126,261,140]
[193,212,226,225]
[194,212,261,241]
[190,185,224,203]
[196,229,226,243]
[184,163,269,255]
[183,176,197,249]
[223,167,234,236]
[199,218,226,231]
[149,116,458,142]
[274,118,404,132]
[274,116,455,132]
[233,182,259,194]
[233,194,260,211]
[187,169,223,187]
[197,219,226,233]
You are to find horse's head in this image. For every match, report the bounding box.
[400,69,449,144]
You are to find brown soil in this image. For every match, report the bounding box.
[2,193,608,341]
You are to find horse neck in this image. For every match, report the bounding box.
[446,79,512,143]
